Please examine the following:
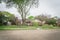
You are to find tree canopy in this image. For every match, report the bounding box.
[0,11,15,25]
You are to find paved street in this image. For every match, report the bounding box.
[0,30,60,40]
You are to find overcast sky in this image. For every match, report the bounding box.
[0,0,60,18]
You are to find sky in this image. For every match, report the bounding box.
[0,0,60,18]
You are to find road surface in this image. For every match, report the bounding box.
[0,30,60,40]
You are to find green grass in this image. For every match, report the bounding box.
[40,24,60,29]
[0,25,60,30]
[0,25,37,30]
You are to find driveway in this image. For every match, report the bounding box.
[0,30,60,40]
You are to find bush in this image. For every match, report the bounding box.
[46,18,56,26]
[33,22,39,26]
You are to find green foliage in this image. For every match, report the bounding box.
[2,11,15,21]
[0,13,3,25]
[33,22,39,26]
[46,18,56,25]
[0,11,15,25]
[4,0,39,7]
[28,16,34,20]
[0,11,7,25]
[40,24,60,29]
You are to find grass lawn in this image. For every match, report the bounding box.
[0,25,60,30]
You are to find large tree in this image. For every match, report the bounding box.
[0,0,39,25]
[0,11,15,25]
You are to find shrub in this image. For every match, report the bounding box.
[33,22,39,26]
[46,18,56,26]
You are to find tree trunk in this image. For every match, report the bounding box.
[22,19,26,25]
